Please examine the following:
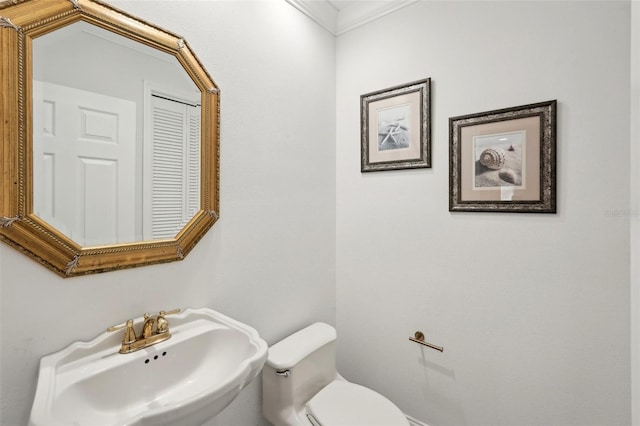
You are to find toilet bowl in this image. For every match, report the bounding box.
[262,322,410,426]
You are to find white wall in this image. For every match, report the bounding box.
[631,1,639,424]
[0,1,336,425]
[336,1,631,425]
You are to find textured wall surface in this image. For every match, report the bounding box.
[631,2,639,425]
[0,1,336,425]
[1,1,635,425]
[336,2,631,425]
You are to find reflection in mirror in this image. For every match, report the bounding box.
[0,0,219,277]
[32,21,201,246]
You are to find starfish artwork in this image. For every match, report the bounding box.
[377,105,410,151]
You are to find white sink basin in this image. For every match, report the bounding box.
[29,308,268,426]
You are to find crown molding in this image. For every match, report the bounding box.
[334,0,417,35]
[285,0,339,34]
[285,0,416,36]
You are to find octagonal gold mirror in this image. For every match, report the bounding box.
[0,0,220,277]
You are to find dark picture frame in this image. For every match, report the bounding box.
[449,100,557,213]
[361,78,431,172]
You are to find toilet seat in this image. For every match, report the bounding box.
[305,380,410,426]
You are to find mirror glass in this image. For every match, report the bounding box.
[32,21,202,247]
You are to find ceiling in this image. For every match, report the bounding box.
[285,0,416,35]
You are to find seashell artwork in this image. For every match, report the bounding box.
[499,169,520,185]
[479,148,506,170]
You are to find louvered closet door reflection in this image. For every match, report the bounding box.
[150,95,200,240]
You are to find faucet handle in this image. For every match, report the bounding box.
[107,319,137,344]
[107,319,131,333]
[156,308,181,334]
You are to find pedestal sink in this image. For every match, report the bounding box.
[29,308,268,426]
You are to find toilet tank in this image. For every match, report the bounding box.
[262,323,338,425]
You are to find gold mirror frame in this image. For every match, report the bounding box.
[0,0,220,277]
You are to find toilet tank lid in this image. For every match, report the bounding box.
[267,322,336,370]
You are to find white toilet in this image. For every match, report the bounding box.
[262,322,410,426]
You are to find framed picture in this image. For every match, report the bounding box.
[449,100,557,213]
[361,78,431,172]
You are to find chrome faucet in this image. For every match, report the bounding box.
[107,308,181,354]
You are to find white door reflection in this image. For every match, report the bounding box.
[33,81,137,246]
